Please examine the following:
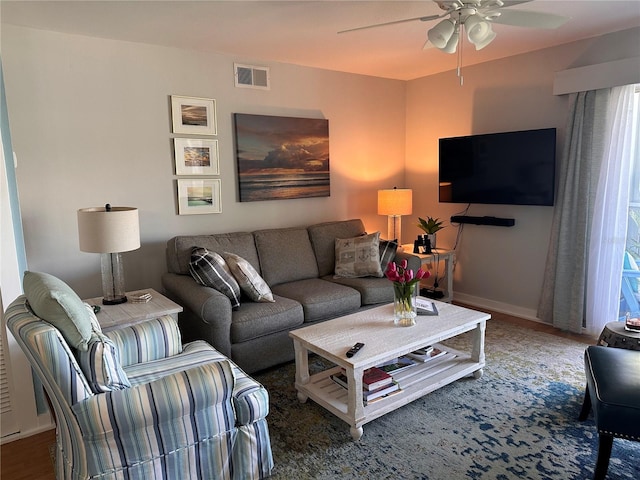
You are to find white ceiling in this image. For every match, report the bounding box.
[2,0,639,80]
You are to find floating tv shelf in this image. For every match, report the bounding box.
[450,215,515,227]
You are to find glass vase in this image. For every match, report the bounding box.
[393,282,418,327]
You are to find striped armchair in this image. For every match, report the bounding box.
[6,295,273,480]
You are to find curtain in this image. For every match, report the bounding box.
[539,85,638,334]
[537,89,610,333]
[586,85,639,335]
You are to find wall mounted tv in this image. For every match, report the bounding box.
[439,128,556,206]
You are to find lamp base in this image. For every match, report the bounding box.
[100,252,128,306]
[387,215,402,244]
[102,296,128,305]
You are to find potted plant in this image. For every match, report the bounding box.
[417,217,445,249]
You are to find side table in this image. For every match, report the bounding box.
[402,246,455,303]
[598,321,640,351]
[82,288,183,332]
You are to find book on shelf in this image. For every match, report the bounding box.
[406,346,447,363]
[363,381,400,403]
[365,387,402,405]
[331,372,349,389]
[362,366,394,390]
[377,356,418,376]
[330,373,401,404]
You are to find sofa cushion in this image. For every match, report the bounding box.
[23,271,94,351]
[308,219,366,277]
[123,339,227,385]
[324,275,394,305]
[271,278,361,322]
[189,248,241,309]
[231,296,304,343]
[334,232,383,278]
[379,239,398,272]
[166,232,258,275]
[77,332,131,393]
[223,252,275,303]
[254,227,319,286]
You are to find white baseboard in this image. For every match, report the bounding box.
[0,422,55,445]
[453,292,546,324]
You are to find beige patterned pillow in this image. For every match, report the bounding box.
[334,232,383,278]
[223,252,275,303]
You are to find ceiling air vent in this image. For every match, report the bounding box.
[234,63,270,90]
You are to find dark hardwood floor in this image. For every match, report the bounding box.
[0,309,596,480]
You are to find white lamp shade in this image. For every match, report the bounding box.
[442,31,460,54]
[465,15,496,50]
[427,19,455,49]
[378,188,413,216]
[78,206,140,253]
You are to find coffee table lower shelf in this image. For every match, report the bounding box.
[295,345,483,440]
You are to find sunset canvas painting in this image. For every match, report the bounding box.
[234,114,330,201]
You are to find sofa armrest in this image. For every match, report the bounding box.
[72,361,236,475]
[231,366,270,425]
[394,250,422,273]
[162,272,233,356]
[105,315,183,367]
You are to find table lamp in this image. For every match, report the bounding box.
[378,187,412,244]
[77,204,140,305]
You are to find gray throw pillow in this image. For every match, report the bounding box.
[189,247,241,309]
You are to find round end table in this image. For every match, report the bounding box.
[597,321,640,351]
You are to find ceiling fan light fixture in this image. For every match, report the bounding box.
[472,26,496,50]
[427,19,455,49]
[465,15,496,50]
[442,30,459,54]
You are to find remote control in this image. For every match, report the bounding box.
[346,342,365,358]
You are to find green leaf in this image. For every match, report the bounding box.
[417,216,445,234]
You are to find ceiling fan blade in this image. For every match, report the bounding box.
[489,9,570,29]
[338,13,443,34]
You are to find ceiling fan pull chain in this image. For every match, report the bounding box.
[457,23,464,86]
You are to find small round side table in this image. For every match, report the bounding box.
[597,321,640,351]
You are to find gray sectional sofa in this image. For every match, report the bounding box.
[161,219,420,373]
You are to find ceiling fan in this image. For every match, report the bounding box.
[339,0,570,53]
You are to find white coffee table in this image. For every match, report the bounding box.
[289,300,490,440]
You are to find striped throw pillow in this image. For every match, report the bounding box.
[379,238,398,272]
[223,252,275,303]
[189,247,241,309]
[78,333,131,393]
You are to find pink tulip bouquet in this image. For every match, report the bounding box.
[385,259,430,320]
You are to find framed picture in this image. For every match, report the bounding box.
[177,179,222,215]
[174,138,219,175]
[171,95,217,135]
[234,113,330,202]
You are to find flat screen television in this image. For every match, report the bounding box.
[438,128,556,206]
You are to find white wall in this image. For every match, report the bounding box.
[405,27,640,319]
[2,25,407,300]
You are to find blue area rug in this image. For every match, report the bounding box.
[255,317,640,479]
